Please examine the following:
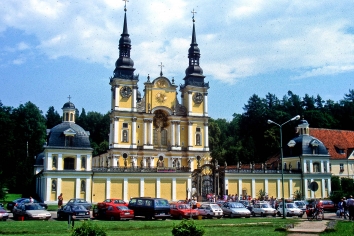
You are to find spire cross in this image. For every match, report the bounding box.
[122,0,129,11]
[191,9,197,22]
[67,95,71,101]
[158,62,164,76]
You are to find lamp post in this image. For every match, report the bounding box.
[268,115,300,219]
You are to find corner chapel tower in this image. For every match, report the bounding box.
[105,5,210,173]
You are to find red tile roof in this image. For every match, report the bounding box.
[310,128,354,160]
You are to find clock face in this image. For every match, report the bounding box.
[156,92,167,103]
[120,86,132,98]
[193,92,203,104]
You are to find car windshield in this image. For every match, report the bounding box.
[155,199,168,207]
[210,204,221,210]
[240,201,249,206]
[25,204,43,210]
[261,204,271,208]
[117,206,129,210]
[178,204,190,209]
[286,204,296,208]
[71,205,86,211]
[230,203,244,208]
[295,202,305,207]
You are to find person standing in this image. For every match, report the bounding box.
[58,193,63,209]
[29,196,34,203]
[347,195,354,220]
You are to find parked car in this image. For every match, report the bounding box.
[239,200,253,212]
[277,203,303,217]
[6,198,26,212]
[103,205,134,221]
[66,198,92,210]
[17,198,48,210]
[320,200,336,212]
[252,203,277,217]
[13,203,51,220]
[57,204,90,220]
[97,199,128,208]
[197,203,223,219]
[0,207,9,221]
[293,201,307,212]
[128,197,170,220]
[170,203,199,219]
[221,202,251,218]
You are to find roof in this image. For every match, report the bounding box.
[47,122,91,148]
[310,128,354,160]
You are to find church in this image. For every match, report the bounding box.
[34,5,354,204]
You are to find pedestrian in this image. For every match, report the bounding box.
[29,196,34,203]
[58,193,63,209]
[347,195,354,220]
[343,197,348,219]
[338,199,344,218]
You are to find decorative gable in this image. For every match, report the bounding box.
[63,128,76,136]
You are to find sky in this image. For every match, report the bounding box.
[1,0,354,120]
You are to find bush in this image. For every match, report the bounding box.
[71,221,107,236]
[172,219,205,236]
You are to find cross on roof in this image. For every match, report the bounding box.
[191,9,197,22]
[68,95,71,101]
[122,0,129,11]
[158,62,164,76]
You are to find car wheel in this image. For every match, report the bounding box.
[299,214,303,218]
[207,215,212,219]
[217,216,221,219]
[286,212,290,217]
[146,215,152,220]
[277,212,281,217]
[252,212,255,217]
[110,216,115,221]
[161,218,166,221]
[260,212,264,217]
[230,213,234,218]
[178,215,183,220]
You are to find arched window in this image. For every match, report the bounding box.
[70,113,74,121]
[161,129,167,146]
[64,157,75,170]
[52,156,57,169]
[81,157,86,169]
[52,180,57,192]
[196,134,201,146]
[122,130,128,142]
[313,162,320,172]
[80,180,86,192]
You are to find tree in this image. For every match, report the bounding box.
[45,106,61,129]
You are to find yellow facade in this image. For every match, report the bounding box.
[242,179,252,196]
[292,180,301,194]
[62,179,75,200]
[160,179,172,200]
[255,180,264,195]
[144,179,156,198]
[92,179,105,202]
[128,179,139,199]
[176,179,187,200]
[283,180,289,198]
[228,179,238,194]
[268,180,277,197]
[111,179,123,199]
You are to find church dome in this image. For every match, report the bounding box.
[62,101,75,109]
[35,152,45,166]
[284,135,328,157]
[47,122,91,148]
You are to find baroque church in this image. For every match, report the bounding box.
[34,5,354,204]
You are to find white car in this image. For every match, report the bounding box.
[197,203,223,219]
[13,203,52,220]
[252,203,277,217]
[277,203,303,217]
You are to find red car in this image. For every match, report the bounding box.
[170,203,199,219]
[104,205,134,220]
[97,199,128,209]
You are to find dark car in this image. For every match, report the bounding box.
[17,198,48,210]
[66,198,92,210]
[128,197,170,220]
[57,204,90,220]
[6,198,26,212]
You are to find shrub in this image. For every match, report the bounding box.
[71,221,107,236]
[172,219,205,236]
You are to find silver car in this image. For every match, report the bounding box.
[277,203,303,217]
[252,203,277,217]
[221,202,251,218]
[13,203,51,220]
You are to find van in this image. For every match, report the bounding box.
[128,197,170,220]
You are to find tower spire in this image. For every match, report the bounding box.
[113,0,136,79]
[182,9,206,87]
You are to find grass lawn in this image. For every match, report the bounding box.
[320,220,354,236]
[2,193,22,202]
[0,218,297,236]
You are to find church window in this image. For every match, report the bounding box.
[64,157,75,170]
[313,162,320,172]
[122,130,128,142]
[153,130,158,145]
[196,127,201,132]
[161,129,167,146]
[123,123,128,128]
[340,163,344,171]
[284,163,287,170]
[81,157,86,169]
[52,156,57,169]
[297,161,301,170]
[196,134,201,146]
[65,136,74,146]
[81,180,86,192]
[51,180,57,192]
[65,113,69,121]
[70,113,73,121]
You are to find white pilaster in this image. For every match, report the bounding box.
[203,92,208,116]
[303,161,307,173]
[132,85,137,112]
[156,178,161,198]
[76,154,81,171]
[309,160,313,173]
[320,160,324,173]
[47,153,52,170]
[132,118,137,147]
[304,178,308,199]
[238,179,242,196]
[188,91,192,114]
[327,178,331,197]
[149,120,153,145]
[265,179,268,195]
[46,177,51,202]
[86,178,91,201]
[204,123,209,148]
[143,120,147,145]
[277,179,281,199]
[321,179,325,199]
[57,178,62,200]
[188,122,193,147]
[114,117,119,144]
[114,85,119,109]
[326,161,330,173]
[310,178,314,198]
[172,178,176,201]
[87,154,92,171]
[252,179,255,199]
[176,122,181,146]
[171,122,175,146]
[58,154,63,170]
[124,178,128,201]
[289,179,293,199]
[106,178,111,199]
[140,178,144,197]
[76,178,80,198]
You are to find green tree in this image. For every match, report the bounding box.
[45,106,61,129]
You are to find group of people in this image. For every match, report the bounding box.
[337,195,354,220]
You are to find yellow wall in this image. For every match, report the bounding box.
[160,179,172,200]
[228,179,238,194]
[268,180,277,198]
[283,180,289,198]
[62,179,75,200]
[176,179,187,200]
[128,179,139,199]
[50,191,56,201]
[255,180,264,197]
[314,179,322,198]
[136,121,143,146]
[292,180,301,195]
[242,180,252,196]
[192,92,204,114]
[144,179,156,198]
[119,96,132,108]
[93,179,105,202]
[111,179,123,199]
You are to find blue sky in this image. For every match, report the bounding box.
[1,0,354,120]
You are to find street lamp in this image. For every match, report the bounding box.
[268,115,300,219]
